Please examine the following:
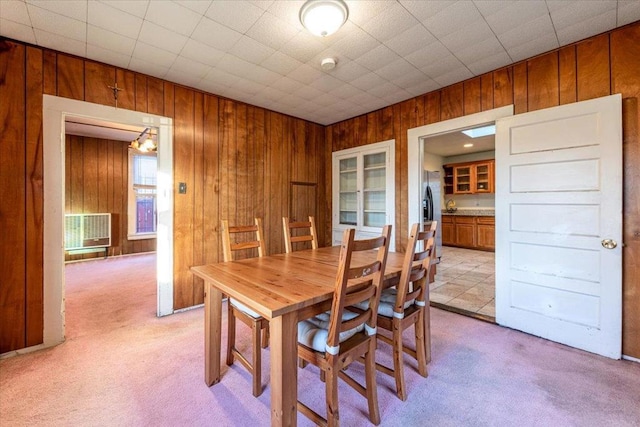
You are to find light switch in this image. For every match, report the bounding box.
[178,182,187,194]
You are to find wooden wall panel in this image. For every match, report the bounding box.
[493,67,513,108]
[43,50,56,95]
[202,95,220,266]
[425,91,441,124]
[513,62,528,114]
[464,77,482,115]
[116,69,136,111]
[57,54,84,100]
[135,74,147,112]
[147,77,164,116]
[26,46,44,346]
[527,52,559,111]
[559,46,577,104]
[441,83,464,120]
[481,73,494,111]
[84,62,114,105]
[577,34,611,101]
[611,23,640,357]
[192,92,205,304]
[0,41,27,353]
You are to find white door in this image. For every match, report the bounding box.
[495,94,622,359]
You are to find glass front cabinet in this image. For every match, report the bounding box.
[332,140,395,250]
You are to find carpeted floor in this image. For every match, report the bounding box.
[1,253,639,426]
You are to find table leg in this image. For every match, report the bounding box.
[205,282,222,386]
[270,311,298,427]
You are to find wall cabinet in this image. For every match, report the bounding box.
[332,140,395,250]
[441,215,494,251]
[443,160,495,195]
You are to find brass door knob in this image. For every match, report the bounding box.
[601,239,617,249]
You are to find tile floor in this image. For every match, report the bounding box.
[430,246,495,320]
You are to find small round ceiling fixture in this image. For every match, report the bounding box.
[321,57,337,71]
[300,0,349,37]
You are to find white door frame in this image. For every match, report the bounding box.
[42,95,174,349]
[407,106,514,235]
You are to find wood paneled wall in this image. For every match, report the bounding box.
[64,135,156,261]
[326,23,640,358]
[0,38,327,353]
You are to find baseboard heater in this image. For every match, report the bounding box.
[65,213,112,258]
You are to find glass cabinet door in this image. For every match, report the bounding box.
[362,152,386,227]
[475,163,491,192]
[338,156,357,225]
[454,165,472,193]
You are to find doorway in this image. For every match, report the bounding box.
[43,95,174,348]
[407,106,513,322]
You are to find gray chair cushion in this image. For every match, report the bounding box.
[353,288,414,318]
[298,310,364,353]
[230,298,261,318]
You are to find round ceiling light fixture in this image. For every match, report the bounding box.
[321,57,337,71]
[299,0,349,37]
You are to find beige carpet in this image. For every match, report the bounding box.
[1,253,639,426]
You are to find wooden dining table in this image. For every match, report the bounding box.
[191,246,408,427]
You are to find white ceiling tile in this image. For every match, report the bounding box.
[347,0,395,26]
[309,74,342,92]
[466,50,511,75]
[1,0,31,25]
[165,68,203,88]
[329,26,379,60]
[131,41,178,68]
[33,28,86,56]
[198,79,228,95]
[310,93,340,107]
[548,0,615,23]
[375,58,419,81]
[245,11,299,50]
[423,1,485,38]
[288,63,324,85]
[389,68,429,88]
[202,67,240,87]
[259,86,289,102]
[404,41,450,69]
[138,21,187,54]
[478,0,549,35]
[86,43,131,69]
[174,0,213,15]
[230,76,265,95]
[180,39,225,67]
[618,1,640,25]
[88,2,144,40]
[98,0,149,18]
[556,10,617,45]
[497,14,557,50]
[432,67,474,86]
[383,89,413,105]
[28,5,86,42]
[398,0,454,22]
[360,2,420,42]
[191,17,243,51]
[454,36,504,65]
[261,51,302,75]
[328,83,365,99]
[205,0,265,33]
[280,31,326,63]
[249,1,275,11]
[264,0,304,29]
[330,59,369,83]
[242,64,280,85]
[170,56,212,80]
[506,32,559,62]
[355,44,401,71]
[384,24,437,57]
[128,57,170,79]
[216,53,254,76]
[405,78,441,96]
[26,0,87,22]
[420,54,467,79]
[1,19,37,44]
[368,81,402,98]
[350,90,382,106]
[439,20,494,53]
[270,76,304,93]
[229,36,275,64]
[350,72,387,91]
[145,1,202,36]
[87,25,136,57]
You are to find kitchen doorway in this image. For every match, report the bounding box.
[407,106,513,322]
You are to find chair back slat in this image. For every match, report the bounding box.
[221,218,266,262]
[282,216,319,253]
[393,222,438,315]
[325,225,392,351]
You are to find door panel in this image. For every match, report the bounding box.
[495,94,622,359]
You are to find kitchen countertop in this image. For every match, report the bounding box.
[442,209,495,217]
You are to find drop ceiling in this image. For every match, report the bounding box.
[1,0,638,125]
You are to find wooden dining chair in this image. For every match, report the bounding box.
[221,217,269,397]
[297,225,391,427]
[356,221,437,401]
[282,216,319,253]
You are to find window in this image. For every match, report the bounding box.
[128,149,157,239]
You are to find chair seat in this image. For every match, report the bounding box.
[298,310,364,353]
[230,298,262,318]
[353,288,414,318]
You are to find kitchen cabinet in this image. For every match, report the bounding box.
[443,160,495,195]
[332,140,395,250]
[441,215,494,251]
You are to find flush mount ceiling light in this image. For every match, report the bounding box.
[463,143,474,148]
[299,0,349,37]
[462,124,496,138]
